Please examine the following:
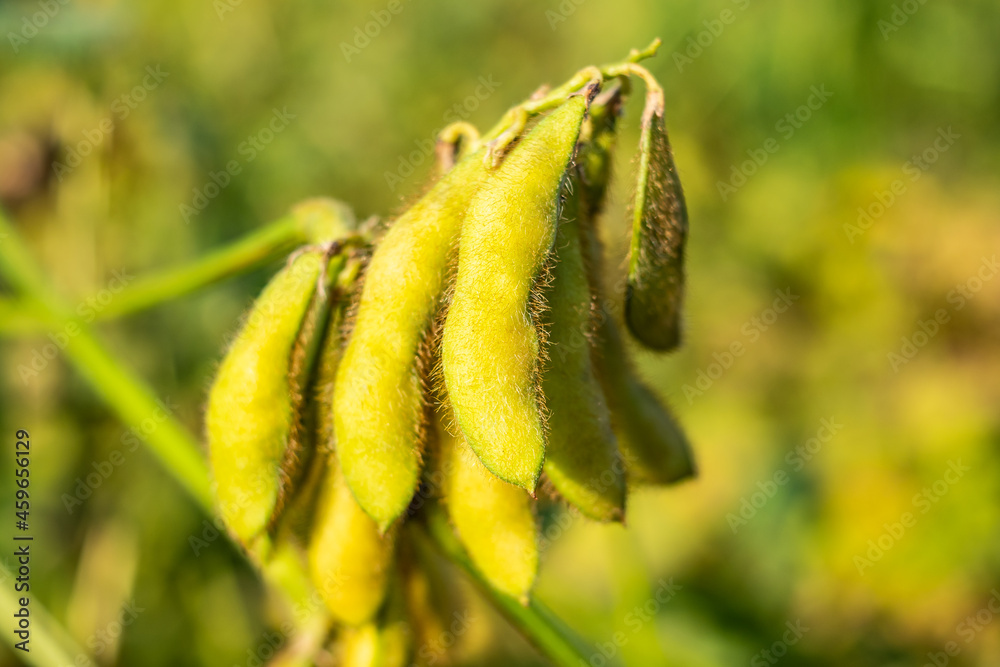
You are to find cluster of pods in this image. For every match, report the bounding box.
[207,46,692,665]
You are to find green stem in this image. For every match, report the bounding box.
[62,328,214,509]
[99,215,303,320]
[0,562,88,667]
[0,209,213,511]
[417,507,607,667]
[479,38,662,145]
[0,215,306,336]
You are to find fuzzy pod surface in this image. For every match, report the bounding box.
[574,184,695,485]
[334,150,489,532]
[539,180,626,522]
[439,418,538,602]
[442,94,591,491]
[281,256,359,538]
[594,309,695,484]
[626,92,688,351]
[309,460,395,626]
[206,251,325,545]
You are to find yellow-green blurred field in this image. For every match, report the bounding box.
[1,0,998,665]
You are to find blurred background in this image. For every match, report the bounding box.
[1,0,999,665]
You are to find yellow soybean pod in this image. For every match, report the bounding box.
[540,180,626,522]
[206,251,325,546]
[340,576,411,667]
[308,460,395,626]
[442,94,591,491]
[439,416,538,602]
[626,91,688,352]
[334,150,489,533]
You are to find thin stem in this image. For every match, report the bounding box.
[416,507,609,667]
[0,206,324,646]
[479,38,662,146]
[0,296,58,335]
[0,215,307,336]
[61,327,215,509]
[0,562,88,667]
[0,208,213,510]
[99,215,304,320]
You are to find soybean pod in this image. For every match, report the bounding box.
[539,176,626,522]
[438,414,538,602]
[207,250,331,546]
[577,205,695,484]
[334,150,489,532]
[339,574,411,667]
[308,459,396,626]
[442,92,594,491]
[626,90,688,351]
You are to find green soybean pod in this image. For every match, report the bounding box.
[626,90,688,352]
[578,211,695,484]
[578,84,622,218]
[539,178,626,522]
[594,307,695,484]
[279,255,361,539]
[206,251,325,546]
[442,93,592,491]
[439,416,538,602]
[334,150,489,533]
[308,460,395,626]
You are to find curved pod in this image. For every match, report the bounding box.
[334,151,489,532]
[626,92,688,351]
[540,180,626,521]
[206,251,325,545]
[442,95,591,491]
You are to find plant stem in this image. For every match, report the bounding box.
[479,38,662,145]
[99,215,304,320]
[417,507,607,667]
[0,209,213,511]
[0,215,306,336]
[0,562,88,667]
